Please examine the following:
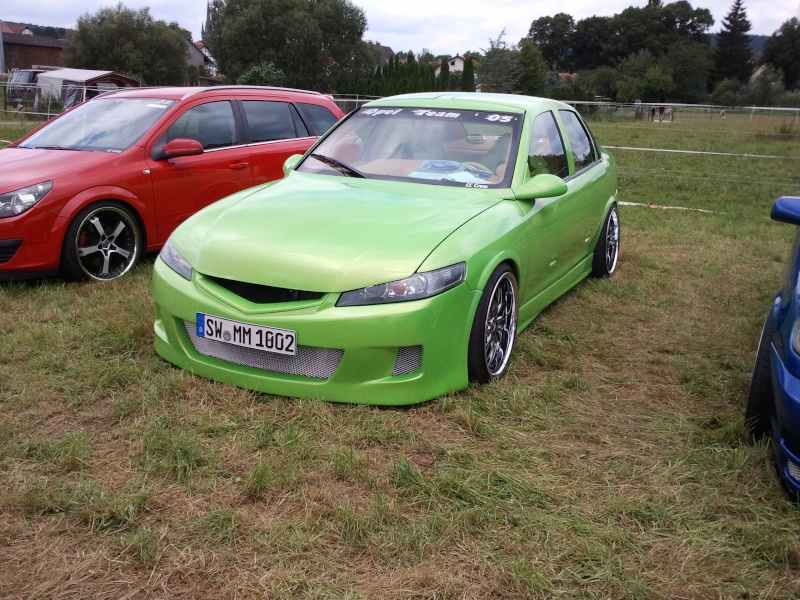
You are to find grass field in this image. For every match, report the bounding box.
[1,112,800,598]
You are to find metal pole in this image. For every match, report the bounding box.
[0,23,5,74]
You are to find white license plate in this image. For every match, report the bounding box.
[196,313,297,356]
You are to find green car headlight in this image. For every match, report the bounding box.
[337,263,465,307]
[0,181,52,218]
[159,237,193,281]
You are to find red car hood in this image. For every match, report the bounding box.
[0,147,124,192]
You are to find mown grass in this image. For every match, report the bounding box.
[1,113,800,597]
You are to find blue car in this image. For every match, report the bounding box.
[747,196,800,495]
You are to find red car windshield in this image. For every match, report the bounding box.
[298,106,523,188]
[19,97,176,153]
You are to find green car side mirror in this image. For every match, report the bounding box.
[513,173,568,202]
[282,154,303,176]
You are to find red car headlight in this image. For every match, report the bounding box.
[0,181,52,218]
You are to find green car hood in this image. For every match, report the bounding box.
[175,173,505,292]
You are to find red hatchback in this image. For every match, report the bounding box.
[0,86,343,281]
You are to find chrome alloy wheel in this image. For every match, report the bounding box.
[73,205,140,281]
[605,207,620,274]
[483,272,518,376]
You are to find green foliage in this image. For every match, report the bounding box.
[236,61,286,86]
[614,50,674,102]
[527,13,575,71]
[713,0,753,84]
[712,78,744,106]
[571,16,614,71]
[476,30,519,94]
[460,55,476,92]
[516,39,548,97]
[663,41,713,103]
[207,0,378,91]
[438,57,450,91]
[586,1,713,68]
[339,50,439,96]
[63,3,191,86]
[763,18,800,90]
[580,66,619,100]
[742,66,787,107]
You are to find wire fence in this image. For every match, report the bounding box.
[2,82,799,123]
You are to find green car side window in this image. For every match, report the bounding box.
[558,109,598,172]
[528,111,568,179]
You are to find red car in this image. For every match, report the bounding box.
[0,86,344,281]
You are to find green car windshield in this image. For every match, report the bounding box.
[298,106,523,188]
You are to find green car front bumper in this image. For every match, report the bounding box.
[152,258,482,405]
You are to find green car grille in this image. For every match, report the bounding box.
[184,321,344,380]
[206,276,324,304]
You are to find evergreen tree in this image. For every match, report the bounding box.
[476,31,519,94]
[516,39,547,96]
[714,0,753,83]
[460,55,476,91]
[438,58,450,90]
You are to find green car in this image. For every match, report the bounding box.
[153,93,619,405]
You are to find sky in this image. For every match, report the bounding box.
[3,0,799,57]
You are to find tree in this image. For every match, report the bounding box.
[476,31,519,93]
[614,50,674,102]
[713,0,753,84]
[64,3,191,85]
[516,39,547,96]
[581,66,619,99]
[571,17,613,71]
[207,0,378,91]
[438,57,450,90]
[527,13,575,71]
[763,18,800,89]
[743,65,786,106]
[237,61,286,86]
[663,41,713,102]
[460,55,476,91]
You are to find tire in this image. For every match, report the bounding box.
[591,205,620,278]
[467,264,519,384]
[745,313,774,441]
[60,202,142,281]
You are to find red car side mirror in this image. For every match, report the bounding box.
[163,138,204,159]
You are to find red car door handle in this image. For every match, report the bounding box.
[230,162,249,170]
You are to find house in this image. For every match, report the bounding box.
[1,22,33,35]
[1,21,65,71]
[380,45,395,65]
[193,41,218,77]
[434,55,465,77]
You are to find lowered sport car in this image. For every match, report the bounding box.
[153,93,619,405]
